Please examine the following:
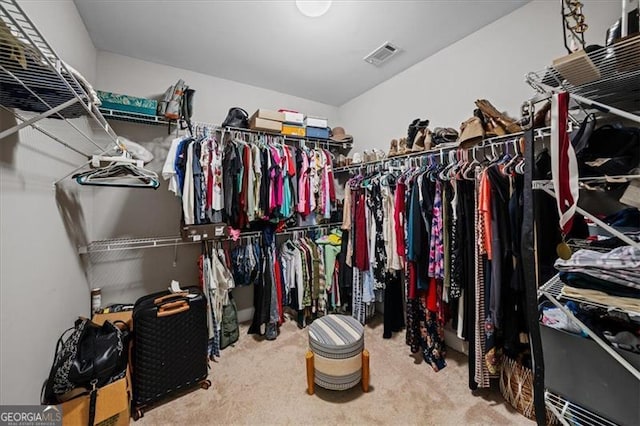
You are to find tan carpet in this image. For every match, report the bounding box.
[136,316,533,425]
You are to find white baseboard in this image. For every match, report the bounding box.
[444,327,469,355]
[237,307,254,323]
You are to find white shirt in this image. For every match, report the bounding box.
[183,141,195,225]
[162,137,183,196]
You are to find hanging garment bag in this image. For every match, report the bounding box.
[132,287,209,418]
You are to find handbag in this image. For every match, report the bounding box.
[220,291,239,349]
[221,107,249,129]
[42,318,129,403]
[577,124,640,176]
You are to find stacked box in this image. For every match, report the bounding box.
[250,109,283,132]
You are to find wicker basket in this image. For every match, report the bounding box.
[499,356,558,425]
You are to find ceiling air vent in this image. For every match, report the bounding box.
[364,42,400,66]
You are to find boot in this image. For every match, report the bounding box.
[397,137,408,156]
[424,129,433,150]
[406,119,420,149]
[412,128,427,151]
[475,99,522,134]
[533,101,551,128]
[388,139,398,157]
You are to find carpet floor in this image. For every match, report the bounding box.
[136,315,533,425]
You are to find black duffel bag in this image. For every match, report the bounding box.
[576,124,640,177]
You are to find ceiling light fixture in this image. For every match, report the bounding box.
[295,0,332,18]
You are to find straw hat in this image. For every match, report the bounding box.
[330,127,353,142]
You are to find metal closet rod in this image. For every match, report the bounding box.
[78,221,343,254]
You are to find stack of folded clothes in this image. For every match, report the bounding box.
[555,246,640,313]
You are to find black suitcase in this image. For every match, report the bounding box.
[132,287,210,419]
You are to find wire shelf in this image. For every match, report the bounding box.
[333,127,551,174]
[191,122,353,150]
[526,35,640,115]
[79,221,344,254]
[99,107,174,126]
[540,274,640,318]
[0,0,119,158]
[1,0,87,118]
[545,391,617,426]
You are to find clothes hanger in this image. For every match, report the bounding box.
[503,138,522,175]
[74,162,160,188]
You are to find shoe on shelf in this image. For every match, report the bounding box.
[458,117,485,149]
[397,137,408,156]
[388,139,399,157]
[424,129,433,150]
[373,149,386,161]
[475,99,522,134]
[412,128,427,151]
[432,127,458,145]
[406,118,420,149]
[364,150,376,162]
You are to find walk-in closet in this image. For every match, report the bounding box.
[1,1,639,425]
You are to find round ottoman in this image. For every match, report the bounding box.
[305,315,369,394]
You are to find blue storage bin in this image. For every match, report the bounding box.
[97,90,158,116]
[306,127,330,139]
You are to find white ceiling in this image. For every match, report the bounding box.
[74,0,529,106]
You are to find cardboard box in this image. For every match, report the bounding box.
[306,127,330,139]
[282,124,306,137]
[305,116,328,128]
[250,116,282,133]
[552,49,601,86]
[278,110,304,125]
[252,109,285,122]
[92,311,133,331]
[181,223,228,242]
[61,372,131,426]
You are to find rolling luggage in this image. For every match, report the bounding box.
[131,287,210,420]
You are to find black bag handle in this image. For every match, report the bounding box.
[41,323,81,404]
[233,107,248,118]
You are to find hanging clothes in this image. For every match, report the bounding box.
[163,130,337,230]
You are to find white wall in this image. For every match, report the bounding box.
[96,51,340,127]
[0,0,98,404]
[17,0,97,82]
[339,0,621,152]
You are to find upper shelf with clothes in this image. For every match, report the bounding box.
[333,127,552,174]
[191,123,353,151]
